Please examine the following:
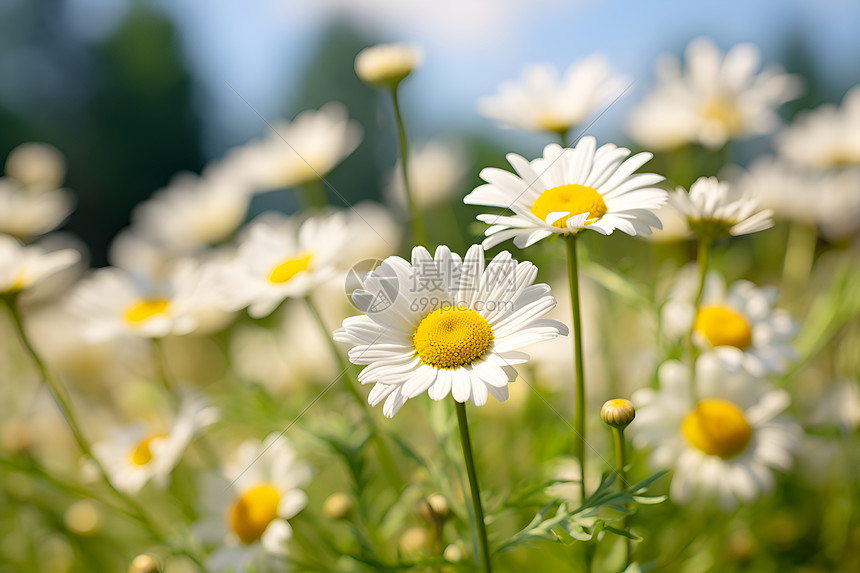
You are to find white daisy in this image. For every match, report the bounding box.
[477,54,629,135]
[0,178,74,238]
[129,171,252,256]
[0,235,80,295]
[197,433,311,573]
[669,176,773,240]
[354,43,423,88]
[777,85,860,168]
[464,137,667,249]
[333,244,568,418]
[219,102,362,192]
[91,397,219,494]
[628,38,801,150]
[630,356,802,510]
[67,263,210,342]
[663,268,798,376]
[216,210,351,318]
[4,142,66,191]
[385,139,469,210]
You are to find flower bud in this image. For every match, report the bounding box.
[419,493,450,522]
[64,500,100,535]
[129,554,161,573]
[355,43,423,88]
[323,492,352,520]
[443,544,463,562]
[399,526,428,554]
[5,142,66,190]
[601,398,635,428]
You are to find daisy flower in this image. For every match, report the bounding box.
[477,54,629,136]
[129,171,252,256]
[777,85,860,168]
[663,268,798,376]
[669,176,773,241]
[197,433,311,573]
[91,397,219,494]
[628,38,801,150]
[333,244,568,417]
[464,137,667,249]
[0,235,80,295]
[630,355,802,510]
[67,262,213,342]
[354,43,423,88]
[217,210,351,318]
[220,102,362,192]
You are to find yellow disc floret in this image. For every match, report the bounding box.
[125,299,170,325]
[413,306,494,369]
[229,483,282,545]
[535,111,572,135]
[694,305,753,349]
[268,253,313,284]
[682,399,753,459]
[701,97,744,136]
[128,433,167,466]
[531,184,608,229]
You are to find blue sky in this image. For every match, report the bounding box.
[70,0,860,154]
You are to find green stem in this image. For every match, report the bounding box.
[390,85,429,247]
[565,234,587,503]
[686,239,711,404]
[298,178,328,209]
[455,401,492,573]
[781,223,817,301]
[613,426,631,567]
[692,239,711,313]
[304,296,403,488]
[151,338,178,400]
[0,298,164,541]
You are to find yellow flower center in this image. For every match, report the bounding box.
[124,299,170,325]
[128,433,167,466]
[413,306,494,369]
[822,151,860,168]
[694,305,753,349]
[4,271,27,293]
[229,483,281,545]
[682,399,753,459]
[531,184,607,229]
[535,111,571,134]
[268,253,313,284]
[701,98,744,135]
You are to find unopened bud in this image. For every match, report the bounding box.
[323,492,352,520]
[419,493,450,522]
[399,526,428,554]
[355,43,423,88]
[64,500,100,535]
[5,142,66,190]
[129,554,161,573]
[601,399,635,429]
[443,544,463,562]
